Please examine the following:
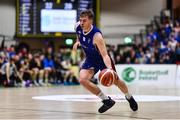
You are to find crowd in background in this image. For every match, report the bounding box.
[0,44,80,87]
[109,17,180,64]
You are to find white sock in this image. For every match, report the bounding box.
[97,92,109,100]
[125,93,132,99]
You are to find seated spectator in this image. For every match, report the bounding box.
[18,57,32,87]
[1,57,23,87]
[61,59,79,85]
[43,54,55,86]
[0,56,4,86]
[176,43,180,64]
[29,53,45,86]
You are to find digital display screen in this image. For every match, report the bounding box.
[16,0,99,38]
[41,9,77,32]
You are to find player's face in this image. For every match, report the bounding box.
[79,16,92,32]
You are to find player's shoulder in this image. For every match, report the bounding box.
[74,21,80,31]
[92,25,102,35]
[92,25,101,34]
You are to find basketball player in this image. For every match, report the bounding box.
[73,9,138,113]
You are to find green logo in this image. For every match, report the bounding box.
[122,67,136,83]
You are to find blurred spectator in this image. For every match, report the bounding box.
[29,53,44,86]
[176,43,180,64]
[0,56,4,86]
[1,57,22,87]
[43,54,55,85]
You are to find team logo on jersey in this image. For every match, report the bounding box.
[83,37,86,41]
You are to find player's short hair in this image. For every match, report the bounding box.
[80,9,94,20]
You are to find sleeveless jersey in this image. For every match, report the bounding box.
[75,22,107,73]
[75,22,103,61]
[75,22,116,73]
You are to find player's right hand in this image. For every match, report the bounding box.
[73,41,80,51]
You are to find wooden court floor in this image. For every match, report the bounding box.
[0,84,180,120]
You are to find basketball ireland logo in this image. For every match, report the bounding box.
[122,67,136,83]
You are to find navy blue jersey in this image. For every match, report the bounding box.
[75,22,103,60]
[75,22,116,74]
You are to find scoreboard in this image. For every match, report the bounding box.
[16,0,100,38]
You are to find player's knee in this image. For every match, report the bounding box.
[79,78,87,85]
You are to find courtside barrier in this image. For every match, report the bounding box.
[115,64,177,87]
[176,65,180,87]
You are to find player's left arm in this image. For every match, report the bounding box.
[93,32,112,69]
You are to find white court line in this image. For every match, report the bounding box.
[32,95,180,102]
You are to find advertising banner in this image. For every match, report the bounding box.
[115,64,177,87]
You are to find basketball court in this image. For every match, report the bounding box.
[0,84,180,119]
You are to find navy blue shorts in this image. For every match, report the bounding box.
[81,56,116,74]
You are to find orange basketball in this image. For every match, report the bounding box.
[99,68,114,87]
